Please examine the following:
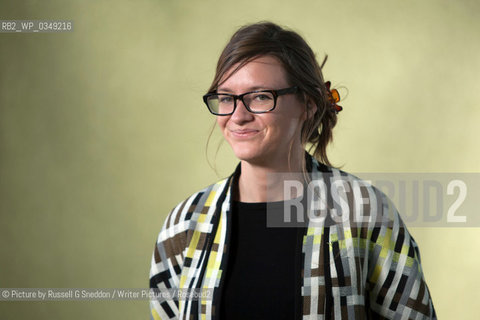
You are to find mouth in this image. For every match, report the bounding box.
[229,129,260,138]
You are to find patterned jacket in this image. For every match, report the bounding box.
[149,155,436,319]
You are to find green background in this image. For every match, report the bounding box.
[1,0,479,318]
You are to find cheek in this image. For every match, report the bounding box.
[216,117,227,130]
[272,112,304,134]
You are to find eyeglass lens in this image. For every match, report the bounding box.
[207,92,275,114]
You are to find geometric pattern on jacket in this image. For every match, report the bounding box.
[149,155,436,319]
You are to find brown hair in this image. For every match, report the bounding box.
[207,21,338,168]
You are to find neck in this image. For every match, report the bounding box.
[236,151,306,202]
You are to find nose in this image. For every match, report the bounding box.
[229,98,254,123]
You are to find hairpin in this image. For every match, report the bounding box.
[325,81,343,113]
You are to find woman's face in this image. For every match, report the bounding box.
[216,55,309,166]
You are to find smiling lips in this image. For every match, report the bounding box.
[229,129,260,138]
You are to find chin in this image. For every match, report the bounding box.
[231,146,265,163]
[233,151,259,162]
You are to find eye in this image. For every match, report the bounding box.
[219,95,233,103]
[253,93,273,101]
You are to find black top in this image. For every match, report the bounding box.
[219,200,303,319]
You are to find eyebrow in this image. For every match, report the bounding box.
[217,86,274,93]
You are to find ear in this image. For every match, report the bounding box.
[305,97,318,119]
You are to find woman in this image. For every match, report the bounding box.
[149,22,436,319]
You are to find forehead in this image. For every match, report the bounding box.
[218,55,289,91]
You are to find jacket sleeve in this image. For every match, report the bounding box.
[366,190,436,319]
[149,202,190,320]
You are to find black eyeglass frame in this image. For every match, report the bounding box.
[202,86,298,116]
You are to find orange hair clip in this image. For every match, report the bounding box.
[325,81,343,113]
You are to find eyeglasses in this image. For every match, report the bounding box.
[203,86,298,116]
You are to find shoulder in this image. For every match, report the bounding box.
[157,176,232,243]
[310,157,402,228]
